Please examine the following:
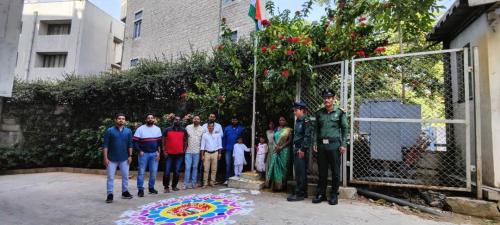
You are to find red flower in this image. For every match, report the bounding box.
[278,34,285,40]
[287,37,300,43]
[261,47,267,54]
[180,92,188,98]
[281,70,289,78]
[270,45,277,51]
[358,16,367,22]
[264,69,269,77]
[375,47,386,53]
[286,50,295,56]
[303,38,312,45]
[350,32,357,40]
[322,46,332,52]
[217,95,225,102]
[357,50,366,57]
[217,44,224,51]
[261,19,271,27]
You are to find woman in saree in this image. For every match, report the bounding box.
[265,121,276,174]
[266,116,292,191]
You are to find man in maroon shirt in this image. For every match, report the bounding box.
[162,116,188,193]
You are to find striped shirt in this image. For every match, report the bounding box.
[132,124,162,153]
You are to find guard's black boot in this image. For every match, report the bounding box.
[287,194,304,202]
[328,194,338,205]
[312,194,327,204]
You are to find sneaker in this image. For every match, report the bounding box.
[164,188,170,193]
[122,191,133,199]
[105,194,113,203]
[138,190,144,197]
[149,188,158,194]
[223,181,228,185]
[172,187,180,191]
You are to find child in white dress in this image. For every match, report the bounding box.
[233,137,250,177]
[255,136,268,173]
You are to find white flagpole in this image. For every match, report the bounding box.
[251,33,258,172]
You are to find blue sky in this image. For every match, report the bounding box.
[90,0,455,22]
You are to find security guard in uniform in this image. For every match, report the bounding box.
[312,89,349,205]
[287,100,314,202]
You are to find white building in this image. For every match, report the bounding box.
[0,0,24,97]
[429,0,500,194]
[15,0,125,81]
[121,0,262,69]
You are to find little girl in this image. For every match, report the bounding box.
[255,136,268,173]
[233,137,250,177]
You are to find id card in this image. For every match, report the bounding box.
[322,139,329,144]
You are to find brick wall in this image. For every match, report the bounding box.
[122,0,257,69]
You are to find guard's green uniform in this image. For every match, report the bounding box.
[314,106,349,198]
[292,115,314,197]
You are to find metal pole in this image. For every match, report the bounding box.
[473,47,483,199]
[341,61,347,187]
[464,48,472,193]
[251,35,258,172]
[349,59,356,182]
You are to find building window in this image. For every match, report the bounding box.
[230,31,238,42]
[130,58,139,67]
[37,53,67,68]
[133,10,143,39]
[39,20,71,35]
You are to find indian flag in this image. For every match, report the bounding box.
[248,0,264,30]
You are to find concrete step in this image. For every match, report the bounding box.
[287,180,357,200]
[228,176,265,190]
[240,171,262,181]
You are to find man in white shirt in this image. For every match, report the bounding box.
[202,113,223,136]
[200,122,222,188]
[184,115,203,189]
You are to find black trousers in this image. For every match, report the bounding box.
[293,149,308,197]
[316,142,341,197]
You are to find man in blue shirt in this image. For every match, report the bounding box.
[103,113,133,203]
[222,115,245,184]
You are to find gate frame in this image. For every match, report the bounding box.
[347,48,472,192]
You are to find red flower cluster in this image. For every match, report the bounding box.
[302,38,312,45]
[374,47,386,53]
[264,69,269,77]
[270,45,277,51]
[281,70,289,78]
[287,37,300,43]
[261,19,271,27]
[278,34,285,40]
[322,46,332,52]
[357,50,366,57]
[358,16,367,22]
[286,50,295,56]
[261,47,268,54]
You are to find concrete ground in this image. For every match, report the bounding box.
[0,172,494,225]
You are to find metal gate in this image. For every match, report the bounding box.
[299,48,472,191]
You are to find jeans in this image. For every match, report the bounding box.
[106,160,129,195]
[225,150,234,180]
[163,154,184,189]
[184,153,200,187]
[137,152,159,191]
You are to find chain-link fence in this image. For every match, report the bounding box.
[348,49,471,191]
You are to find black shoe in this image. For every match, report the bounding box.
[287,194,304,202]
[105,194,113,203]
[172,187,180,191]
[164,187,170,193]
[149,188,158,194]
[328,195,338,205]
[138,190,144,197]
[312,194,327,204]
[122,191,133,199]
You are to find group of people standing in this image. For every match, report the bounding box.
[102,89,349,206]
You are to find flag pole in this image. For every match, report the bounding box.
[251,33,258,172]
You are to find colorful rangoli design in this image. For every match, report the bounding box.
[115,193,254,225]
